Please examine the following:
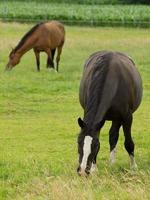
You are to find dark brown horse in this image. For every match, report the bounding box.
[77,51,142,176]
[6,21,65,72]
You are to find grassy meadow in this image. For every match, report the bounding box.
[0,22,150,199]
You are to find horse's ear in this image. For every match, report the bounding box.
[78,117,85,128]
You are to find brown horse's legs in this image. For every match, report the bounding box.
[47,57,54,68]
[46,50,54,69]
[51,49,56,61]
[34,49,40,71]
[56,46,63,72]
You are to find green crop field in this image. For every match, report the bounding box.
[0,1,150,27]
[0,22,150,199]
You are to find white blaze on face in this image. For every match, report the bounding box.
[80,136,93,171]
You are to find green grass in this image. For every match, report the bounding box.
[0,22,150,199]
[0,2,150,27]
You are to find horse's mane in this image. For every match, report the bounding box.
[84,53,112,125]
[13,22,44,53]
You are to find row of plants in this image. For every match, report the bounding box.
[4,0,150,5]
[0,2,150,27]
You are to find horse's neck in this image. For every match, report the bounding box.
[16,37,36,56]
[83,105,98,126]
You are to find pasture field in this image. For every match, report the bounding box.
[0,22,150,200]
[0,1,150,27]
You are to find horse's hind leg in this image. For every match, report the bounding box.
[51,49,56,62]
[56,46,63,72]
[46,49,54,69]
[109,121,121,164]
[47,57,54,69]
[34,49,40,71]
[123,113,137,169]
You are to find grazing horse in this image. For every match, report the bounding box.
[6,21,65,72]
[77,51,142,176]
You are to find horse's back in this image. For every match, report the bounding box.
[108,52,142,112]
[80,51,142,117]
[44,21,65,43]
[34,21,65,49]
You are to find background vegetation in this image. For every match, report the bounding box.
[2,0,150,5]
[0,1,150,27]
[0,22,150,200]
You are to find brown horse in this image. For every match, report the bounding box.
[6,21,65,72]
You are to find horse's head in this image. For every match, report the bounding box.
[77,118,100,176]
[6,49,20,70]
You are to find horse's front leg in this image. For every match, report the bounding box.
[91,147,100,173]
[34,49,40,71]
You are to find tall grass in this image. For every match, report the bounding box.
[0,22,150,199]
[0,2,150,27]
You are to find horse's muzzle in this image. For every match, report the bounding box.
[5,64,12,71]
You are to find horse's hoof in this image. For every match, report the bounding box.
[91,163,97,173]
[130,163,138,170]
[109,159,116,165]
